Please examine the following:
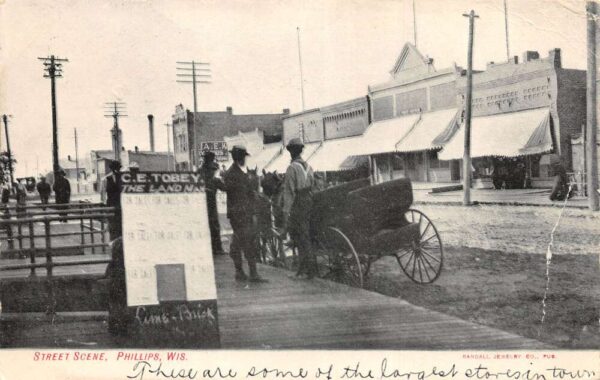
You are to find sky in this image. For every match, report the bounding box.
[0,0,590,177]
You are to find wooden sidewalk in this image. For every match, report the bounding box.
[0,254,550,349]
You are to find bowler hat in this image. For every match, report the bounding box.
[229,145,250,156]
[286,138,304,149]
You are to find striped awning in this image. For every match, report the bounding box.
[308,136,369,171]
[395,108,460,152]
[438,107,553,160]
[359,114,420,155]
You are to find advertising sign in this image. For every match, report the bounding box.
[120,171,220,347]
[200,141,229,161]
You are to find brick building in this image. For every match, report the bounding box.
[365,43,462,183]
[172,104,289,170]
[440,48,586,188]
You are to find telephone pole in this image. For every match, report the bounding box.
[38,55,68,176]
[176,60,211,166]
[586,1,599,211]
[297,27,306,111]
[504,0,510,61]
[2,114,14,188]
[74,128,80,193]
[413,0,418,47]
[462,10,479,206]
[165,122,173,172]
[103,102,127,161]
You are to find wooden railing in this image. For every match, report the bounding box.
[0,202,115,278]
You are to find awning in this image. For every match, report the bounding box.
[264,142,321,173]
[395,108,460,152]
[245,143,283,172]
[359,114,420,155]
[438,107,553,160]
[308,136,369,172]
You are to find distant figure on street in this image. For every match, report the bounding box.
[1,182,10,205]
[102,160,123,241]
[16,180,27,206]
[53,169,71,222]
[549,161,572,201]
[200,151,226,256]
[281,138,317,280]
[36,177,51,208]
[224,145,267,283]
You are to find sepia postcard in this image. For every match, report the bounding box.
[0,0,598,379]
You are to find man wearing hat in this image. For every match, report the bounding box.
[200,151,226,256]
[101,160,123,240]
[36,176,52,209]
[281,138,317,279]
[53,168,71,222]
[223,145,268,283]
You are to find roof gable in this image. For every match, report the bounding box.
[390,43,435,79]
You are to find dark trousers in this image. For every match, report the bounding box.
[207,196,223,255]
[40,196,49,210]
[289,189,317,276]
[229,217,258,276]
[108,210,122,241]
[56,199,69,222]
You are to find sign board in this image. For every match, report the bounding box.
[120,171,220,348]
[200,141,229,161]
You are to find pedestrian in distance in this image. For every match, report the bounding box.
[36,176,51,209]
[53,169,71,222]
[223,145,268,283]
[200,151,226,256]
[101,160,123,241]
[281,138,318,280]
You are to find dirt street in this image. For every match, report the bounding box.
[367,204,600,349]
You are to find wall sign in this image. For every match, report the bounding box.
[200,141,229,161]
[120,171,220,347]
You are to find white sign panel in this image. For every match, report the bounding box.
[121,191,217,306]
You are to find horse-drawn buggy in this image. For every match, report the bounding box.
[255,173,443,288]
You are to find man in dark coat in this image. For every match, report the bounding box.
[200,151,226,256]
[53,169,71,222]
[102,160,123,240]
[36,177,51,208]
[224,145,267,283]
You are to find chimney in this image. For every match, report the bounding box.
[522,51,540,62]
[548,48,561,68]
[147,114,155,152]
[283,108,290,115]
[135,146,139,153]
[226,106,233,115]
[67,155,72,161]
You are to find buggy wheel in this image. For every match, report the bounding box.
[316,227,364,288]
[396,209,443,284]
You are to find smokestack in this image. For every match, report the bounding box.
[147,114,155,152]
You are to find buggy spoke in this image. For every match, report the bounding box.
[420,221,431,240]
[419,249,439,273]
[417,256,424,282]
[418,254,433,281]
[420,246,441,263]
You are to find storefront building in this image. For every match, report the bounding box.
[365,43,462,184]
[441,49,586,188]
